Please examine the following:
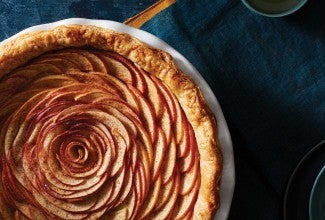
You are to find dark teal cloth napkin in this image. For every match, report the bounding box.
[141,0,325,219]
[0,0,155,40]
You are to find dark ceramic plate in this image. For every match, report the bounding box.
[284,140,325,220]
[309,165,325,220]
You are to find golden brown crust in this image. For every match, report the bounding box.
[0,25,222,219]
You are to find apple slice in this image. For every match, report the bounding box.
[30,187,88,220]
[45,51,93,72]
[136,142,151,194]
[6,68,40,80]
[124,189,137,220]
[128,86,157,143]
[142,73,164,119]
[179,154,199,195]
[0,70,38,104]
[94,98,141,126]
[105,189,136,220]
[96,53,134,86]
[150,74,177,124]
[171,94,190,158]
[101,208,128,220]
[137,176,161,219]
[99,74,140,114]
[25,75,76,91]
[77,51,107,73]
[100,51,147,94]
[173,176,200,220]
[154,171,176,211]
[102,166,126,208]
[103,106,137,138]
[181,208,193,220]
[160,137,177,184]
[1,158,31,206]
[151,128,167,181]
[65,72,122,98]
[158,108,172,146]
[151,167,180,220]
[112,165,133,208]
[178,124,197,173]
[23,63,63,75]
[35,58,78,71]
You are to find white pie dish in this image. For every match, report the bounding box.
[0,18,235,220]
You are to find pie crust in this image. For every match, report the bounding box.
[0,25,222,219]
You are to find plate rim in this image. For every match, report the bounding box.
[283,140,325,220]
[309,165,325,220]
[0,18,235,220]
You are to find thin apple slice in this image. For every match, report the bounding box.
[100,166,126,208]
[128,111,154,169]
[105,52,147,94]
[137,176,162,219]
[2,158,31,206]
[152,128,167,181]
[171,95,191,158]
[78,51,107,73]
[128,167,144,220]
[142,72,164,119]
[171,93,184,143]
[46,51,93,72]
[112,165,133,208]
[25,75,76,91]
[154,173,176,211]
[179,154,199,195]
[106,131,126,177]
[65,72,122,98]
[160,137,177,184]
[103,106,137,138]
[16,204,48,220]
[0,70,39,104]
[93,98,140,124]
[31,188,88,220]
[6,68,40,80]
[178,124,197,173]
[100,51,148,94]
[159,107,172,146]
[151,167,180,220]
[34,177,100,213]
[96,53,134,86]
[135,144,151,197]
[0,89,48,120]
[173,176,200,220]
[150,74,177,124]
[128,86,157,143]
[130,140,138,172]
[116,189,136,220]
[22,63,63,75]
[177,119,190,158]
[100,208,128,220]
[100,74,140,113]
[35,58,78,71]
[133,68,147,95]
[180,208,193,220]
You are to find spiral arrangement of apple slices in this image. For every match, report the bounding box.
[0,49,200,220]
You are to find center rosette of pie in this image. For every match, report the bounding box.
[0,49,200,220]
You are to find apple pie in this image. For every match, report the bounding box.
[0,25,222,220]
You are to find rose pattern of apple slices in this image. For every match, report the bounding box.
[0,49,201,220]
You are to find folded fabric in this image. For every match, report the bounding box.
[141,0,325,219]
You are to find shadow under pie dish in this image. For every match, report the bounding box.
[0,25,222,220]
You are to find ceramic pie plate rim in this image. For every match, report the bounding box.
[0,18,235,220]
